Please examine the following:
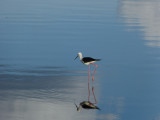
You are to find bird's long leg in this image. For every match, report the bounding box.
[92,86,97,104]
[91,63,98,82]
[90,64,97,104]
[88,64,91,101]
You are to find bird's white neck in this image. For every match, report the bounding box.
[79,53,83,60]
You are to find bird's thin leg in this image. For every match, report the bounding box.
[88,64,91,101]
[91,63,98,82]
[92,86,97,104]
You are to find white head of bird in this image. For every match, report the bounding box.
[74,52,83,60]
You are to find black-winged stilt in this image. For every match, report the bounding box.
[75,52,101,101]
[74,52,101,66]
[74,101,100,112]
[74,52,100,81]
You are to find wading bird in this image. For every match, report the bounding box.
[74,52,101,81]
[75,52,101,101]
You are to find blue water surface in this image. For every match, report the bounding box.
[0,0,160,120]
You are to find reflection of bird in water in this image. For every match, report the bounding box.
[74,52,101,101]
[74,101,100,112]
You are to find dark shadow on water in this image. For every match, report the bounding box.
[74,101,100,112]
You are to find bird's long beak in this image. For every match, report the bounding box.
[74,55,78,60]
[74,103,78,109]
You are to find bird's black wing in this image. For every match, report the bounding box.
[82,57,96,63]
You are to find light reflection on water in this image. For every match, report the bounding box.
[0,65,98,120]
[119,0,160,47]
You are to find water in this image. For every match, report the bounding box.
[0,0,160,120]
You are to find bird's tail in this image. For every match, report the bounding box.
[95,59,101,61]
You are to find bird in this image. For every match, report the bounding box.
[74,52,101,65]
[74,101,100,112]
[75,52,101,101]
[74,52,101,80]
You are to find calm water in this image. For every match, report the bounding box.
[0,0,160,120]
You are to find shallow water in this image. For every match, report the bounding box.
[0,0,160,120]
